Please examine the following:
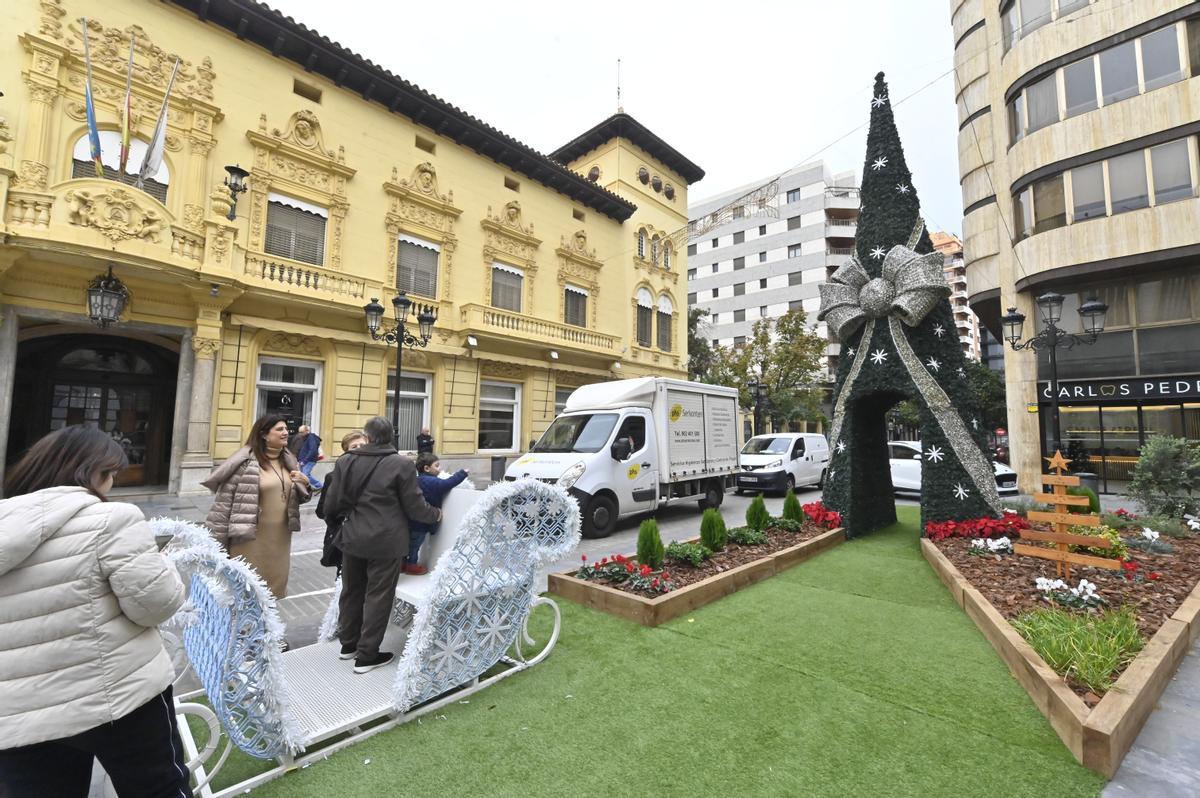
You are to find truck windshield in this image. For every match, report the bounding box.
[531,413,619,453]
[741,436,790,455]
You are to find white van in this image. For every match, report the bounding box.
[504,377,740,538]
[736,432,830,495]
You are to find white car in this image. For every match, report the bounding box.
[736,432,830,495]
[888,440,1018,496]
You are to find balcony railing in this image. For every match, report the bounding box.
[243,252,368,301]
[459,303,620,353]
[825,187,861,199]
[825,218,857,228]
[827,246,855,256]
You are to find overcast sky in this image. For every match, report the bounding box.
[275,0,964,234]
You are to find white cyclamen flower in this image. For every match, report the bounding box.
[1141,527,1160,542]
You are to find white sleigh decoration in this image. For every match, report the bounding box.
[154,478,579,797]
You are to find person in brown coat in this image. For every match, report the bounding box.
[321,416,439,673]
[203,414,311,598]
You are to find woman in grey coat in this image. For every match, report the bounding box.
[321,416,439,673]
[203,414,311,598]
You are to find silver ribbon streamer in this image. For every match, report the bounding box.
[818,244,950,343]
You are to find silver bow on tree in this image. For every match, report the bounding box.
[818,245,950,341]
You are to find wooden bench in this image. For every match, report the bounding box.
[154,478,580,797]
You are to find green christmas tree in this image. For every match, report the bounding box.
[818,73,1002,537]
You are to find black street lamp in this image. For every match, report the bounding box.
[86,265,130,328]
[364,292,437,448]
[223,164,249,221]
[1000,291,1108,453]
[748,379,766,437]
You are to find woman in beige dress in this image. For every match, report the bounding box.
[203,414,311,598]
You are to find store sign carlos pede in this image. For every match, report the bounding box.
[1038,374,1200,402]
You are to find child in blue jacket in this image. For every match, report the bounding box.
[406,452,468,575]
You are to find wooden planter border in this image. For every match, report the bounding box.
[549,529,845,628]
[922,538,1200,777]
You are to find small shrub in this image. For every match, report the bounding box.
[1125,534,1174,555]
[781,490,803,523]
[637,519,664,569]
[1066,485,1100,514]
[1135,514,1191,539]
[665,541,712,567]
[699,508,727,552]
[745,495,770,532]
[1001,497,1052,517]
[728,525,768,546]
[1011,607,1144,695]
[1068,525,1128,561]
[1100,511,1138,531]
[769,517,805,533]
[1128,434,1200,517]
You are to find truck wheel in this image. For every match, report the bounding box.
[699,481,724,511]
[581,495,617,538]
[735,488,745,496]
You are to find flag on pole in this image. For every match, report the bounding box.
[80,17,105,178]
[136,57,180,190]
[119,39,135,174]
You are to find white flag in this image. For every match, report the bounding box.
[136,58,180,189]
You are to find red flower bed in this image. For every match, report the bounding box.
[924,512,1030,541]
[802,501,842,529]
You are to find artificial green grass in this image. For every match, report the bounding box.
[208,506,1107,797]
[1012,606,1145,695]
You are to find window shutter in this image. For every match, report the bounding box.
[397,239,439,297]
[564,288,587,327]
[492,267,523,312]
[72,160,168,204]
[657,311,672,351]
[637,306,653,346]
[265,201,326,265]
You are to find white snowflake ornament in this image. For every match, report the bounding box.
[872,95,889,108]
[869,348,889,365]
[933,324,945,338]
[896,184,910,195]
[953,483,970,500]
[925,445,944,463]
[871,156,889,171]
[870,246,886,261]
[925,357,940,373]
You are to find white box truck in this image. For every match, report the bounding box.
[503,377,740,538]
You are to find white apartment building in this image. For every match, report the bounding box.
[686,162,859,370]
[931,231,982,360]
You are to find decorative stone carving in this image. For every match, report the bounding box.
[15,161,49,190]
[66,19,215,102]
[0,118,12,157]
[65,187,166,242]
[384,162,462,294]
[182,203,204,232]
[489,200,533,237]
[481,203,541,314]
[39,0,66,42]
[271,110,339,162]
[481,359,525,379]
[6,193,54,227]
[209,184,233,219]
[192,336,221,359]
[263,332,322,357]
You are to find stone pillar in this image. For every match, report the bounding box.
[168,329,195,494]
[0,307,18,494]
[178,336,220,493]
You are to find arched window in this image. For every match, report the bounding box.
[72,131,170,204]
[656,294,674,352]
[650,235,660,264]
[663,244,672,270]
[637,230,646,259]
[635,287,654,347]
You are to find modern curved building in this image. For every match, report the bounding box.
[952,0,1200,494]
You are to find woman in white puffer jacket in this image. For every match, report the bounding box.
[0,426,188,797]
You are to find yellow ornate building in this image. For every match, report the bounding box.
[0,0,703,493]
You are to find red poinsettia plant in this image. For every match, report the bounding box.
[576,554,675,593]
[801,501,843,529]
[924,512,1030,542]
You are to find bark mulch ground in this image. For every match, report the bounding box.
[576,522,834,598]
[934,529,1200,703]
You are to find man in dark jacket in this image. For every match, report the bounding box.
[321,416,440,673]
[415,427,435,455]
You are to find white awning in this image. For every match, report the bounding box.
[492,262,524,277]
[635,288,654,308]
[268,192,328,218]
[399,234,440,253]
[657,295,674,314]
[565,284,589,297]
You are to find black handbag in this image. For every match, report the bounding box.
[320,457,382,569]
